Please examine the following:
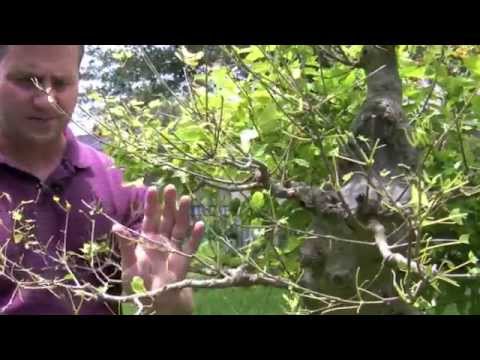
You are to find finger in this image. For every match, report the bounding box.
[158,184,177,238]
[185,220,204,255]
[142,187,161,234]
[171,195,191,242]
[169,221,205,279]
[112,223,137,271]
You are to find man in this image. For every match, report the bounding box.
[0,45,204,314]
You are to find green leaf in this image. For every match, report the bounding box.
[296,144,318,162]
[410,185,429,210]
[11,210,23,222]
[283,235,304,253]
[148,99,162,109]
[235,46,254,55]
[459,234,470,244]
[210,68,237,93]
[250,192,265,211]
[342,172,354,183]
[13,232,24,244]
[450,208,465,225]
[111,50,133,62]
[129,100,144,107]
[176,124,205,142]
[328,147,339,157]
[380,169,391,177]
[468,251,478,264]
[196,241,216,261]
[436,274,460,288]
[288,208,313,229]
[291,68,301,80]
[87,91,102,102]
[251,218,263,226]
[131,276,147,294]
[109,107,125,117]
[471,95,480,115]
[257,103,281,134]
[293,158,310,168]
[464,56,480,76]
[469,267,480,276]
[401,64,426,78]
[176,46,204,67]
[64,273,75,281]
[240,129,258,153]
[245,47,264,62]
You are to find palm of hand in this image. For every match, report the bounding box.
[114,185,204,294]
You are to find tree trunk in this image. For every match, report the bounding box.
[298,46,420,314]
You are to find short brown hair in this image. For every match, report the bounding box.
[0,45,85,66]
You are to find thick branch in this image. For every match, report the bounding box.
[85,269,289,304]
[368,219,424,274]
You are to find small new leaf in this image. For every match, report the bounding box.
[250,192,265,211]
[131,276,147,294]
[459,234,470,244]
[380,169,391,177]
[468,251,478,264]
[293,158,310,168]
[342,172,354,183]
[64,273,75,281]
[11,210,23,222]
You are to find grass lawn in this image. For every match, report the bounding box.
[193,286,287,315]
[122,286,287,315]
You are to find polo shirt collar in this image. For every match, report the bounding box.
[0,126,94,172]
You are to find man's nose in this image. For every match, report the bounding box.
[32,81,56,111]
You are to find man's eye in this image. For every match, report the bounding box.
[54,80,69,88]
[12,78,36,88]
[16,76,41,84]
[17,77,33,83]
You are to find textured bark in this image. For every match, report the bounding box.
[297,46,420,314]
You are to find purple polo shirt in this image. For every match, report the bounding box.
[0,127,146,314]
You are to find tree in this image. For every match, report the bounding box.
[81,45,234,103]
[78,45,239,137]
[5,45,480,314]
[85,45,480,314]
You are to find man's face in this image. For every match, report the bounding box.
[0,46,80,146]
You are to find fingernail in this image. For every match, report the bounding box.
[165,183,176,190]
